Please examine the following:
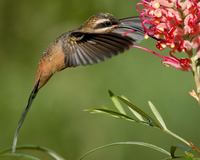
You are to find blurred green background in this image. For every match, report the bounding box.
[0,0,199,159]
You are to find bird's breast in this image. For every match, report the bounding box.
[35,40,66,89]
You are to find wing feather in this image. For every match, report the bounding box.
[81,42,105,64]
[76,47,89,65]
[81,42,106,62]
[62,32,134,67]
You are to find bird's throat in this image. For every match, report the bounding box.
[35,41,66,89]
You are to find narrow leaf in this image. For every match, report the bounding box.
[170,146,177,158]
[87,108,136,122]
[108,90,126,114]
[169,146,188,159]
[79,141,171,160]
[129,107,146,121]
[148,101,167,130]
[121,96,145,121]
[117,96,161,128]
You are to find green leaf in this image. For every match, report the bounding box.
[168,146,184,159]
[79,141,171,160]
[121,96,146,122]
[170,146,177,158]
[148,101,167,130]
[170,146,183,159]
[0,145,65,160]
[87,108,137,122]
[117,96,161,128]
[108,90,126,114]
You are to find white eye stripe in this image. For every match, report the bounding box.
[94,28,111,32]
[95,19,110,25]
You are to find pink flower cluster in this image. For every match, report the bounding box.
[137,0,200,71]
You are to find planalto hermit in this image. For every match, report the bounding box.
[12,13,146,152]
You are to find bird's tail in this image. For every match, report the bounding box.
[12,79,40,153]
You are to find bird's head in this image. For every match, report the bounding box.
[80,13,119,33]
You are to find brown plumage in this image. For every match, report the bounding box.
[12,13,146,152]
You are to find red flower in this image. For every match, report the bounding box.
[137,0,200,71]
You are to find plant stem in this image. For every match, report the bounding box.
[164,129,191,147]
[164,129,200,154]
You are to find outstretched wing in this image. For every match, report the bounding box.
[61,32,134,67]
[61,17,146,68]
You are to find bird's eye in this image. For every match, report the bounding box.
[104,21,112,26]
[95,21,112,29]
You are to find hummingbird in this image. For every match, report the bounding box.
[12,13,146,152]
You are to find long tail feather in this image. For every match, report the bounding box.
[12,80,40,153]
